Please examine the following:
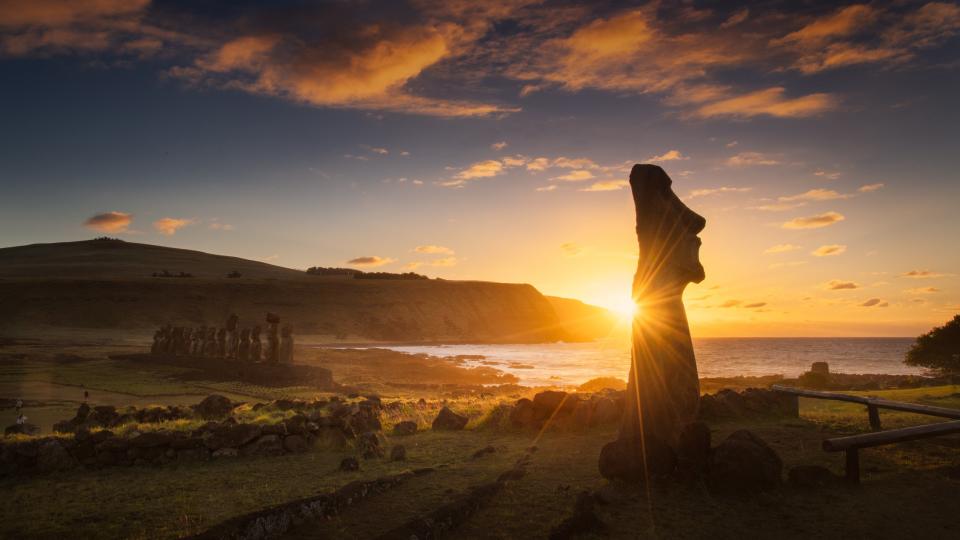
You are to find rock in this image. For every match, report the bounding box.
[240,434,284,457]
[284,414,308,435]
[571,400,593,427]
[472,446,496,459]
[358,431,384,459]
[348,403,382,434]
[4,423,39,436]
[788,465,838,489]
[509,398,537,428]
[37,440,77,472]
[590,398,620,426]
[194,395,234,420]
[314,428,348,450]
[390,445,406,461]
[261,423,288,436]
[548,491,605,539]
[810,362,830,375]
[339,456,360,471]
[89,405,120,427]
[128,431,173,448]
[676,421,711,478]
[708,430,782,495]
[532,391,577,420]
[204,423,262,450]
[283,434,308,453]
[393,420,418,436]
[432,407,468,431]
[212,447,238,459]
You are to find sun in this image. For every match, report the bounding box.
[611,297,640,320]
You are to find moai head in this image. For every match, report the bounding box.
[629,164,706,296]
[226,314,239,331]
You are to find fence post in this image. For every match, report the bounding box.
[867,404,882,431]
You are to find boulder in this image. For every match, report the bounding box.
[240,434,284,457]
[571,399,594,427]
[348,403,382,434]
[4,423,39,436]
[788,465,838,489]
[390,445,406,461]
[204,424,262,450]
[590,397,621,426]
[676,421,711,478]
[128,431,174,448]
[358,431,384,459]
[598,436,676,483]
[432,407,468,431]
[509,398,537,428]
[283,434,308,453]
[284,414,308,435]
[532,391,577,420]
[393,421,418,436]
[37,440,78,472]
[708,430,782,495]
[339,456,360,471]
[194,395,234,420]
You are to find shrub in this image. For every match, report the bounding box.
[905,315,960,375]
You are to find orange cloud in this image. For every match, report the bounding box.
[579,180,628,192]
[765,244,801,254]
[551,170,594,182]
[153,217,193,236]
[779,189,851,202]
[414,245,454,255]
[825,280,859,290]
[83,211,132,233]
[782,211,845,229]
[812,244,847,257]
[726,152,780,167]
[695,87,838,119]
[347,256,395,267]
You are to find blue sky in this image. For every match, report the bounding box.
[1,0,958,335]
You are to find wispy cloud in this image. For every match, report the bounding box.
[491,141,508,151]
[812,244,846,257]
[560,242,582,257]
[782,211,845,229]
[83,211,132,233]
[550,170,594,182]
[726,152,780,167]
[647,150,688,162]
[687,186,751,199]
[153,217,194,236]
[905,287,941,294]
[441,159,506,187]
[414,245,454,255]
[694,87,838,119]
[779,189,851,202]
[858,183,885,192]
[580,180,629,192]
[765,243,802,254]
[347,256,395,267]
[825,279,859,290]
[861,298,889,307]
[901,270,949,279]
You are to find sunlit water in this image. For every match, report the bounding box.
[364,338,921,387]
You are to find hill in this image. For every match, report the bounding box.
[0,239,616,343]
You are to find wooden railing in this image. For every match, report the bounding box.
[771,385,960,483]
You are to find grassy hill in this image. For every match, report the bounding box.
[0,239,616,343]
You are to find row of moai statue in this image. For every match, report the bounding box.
[150,313,294,364]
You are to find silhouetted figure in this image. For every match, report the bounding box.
[599,165,706,483]
[250,326,262,362]
[238,328,251,362]
[265,313,280,364]
[279,324,294,364]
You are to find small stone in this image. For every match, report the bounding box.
[432,407,469,431]
[393,421,418,436]
[339,456,360,471]
[390,445,407,461]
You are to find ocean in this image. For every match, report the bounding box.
[379,337,922,387]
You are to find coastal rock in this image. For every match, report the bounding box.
[37,440,77,472]
[708,430,782,495]
[532,391,577,420]
[194,395,234,420]
[432,407,468,431]
[393,421,418,436]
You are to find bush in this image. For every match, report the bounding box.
[905,315,960,375]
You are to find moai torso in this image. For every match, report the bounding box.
[250,326,262,362]
[225,314,239,360]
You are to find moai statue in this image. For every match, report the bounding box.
[151,328,162,355]
[190,327,203,356]
[279,324,294,364]
[216,328,227,358]
[203,327,217,358]
[599,164,706,483]
[225,314,239,360]
[159,325,173,354]
[171,327,184,356]
[265,313,280,364]
[250,326,262,362]
[237,328,251,362]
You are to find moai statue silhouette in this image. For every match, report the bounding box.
[265,313,280,364]
[238,328,251,362]
[279,324,294,364]
[216,328,227,358]
[225,314,239,360]
[599,164,706,483]
[250,326,262,362]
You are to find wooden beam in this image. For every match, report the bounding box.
[823,419,960,452]
[771,385,960,420]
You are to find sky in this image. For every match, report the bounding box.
[1,0,959,337]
